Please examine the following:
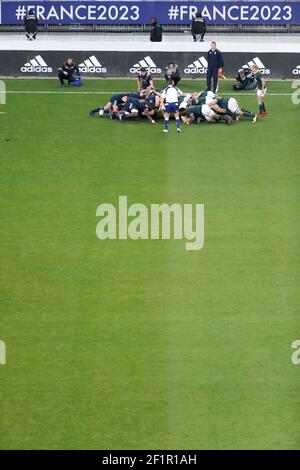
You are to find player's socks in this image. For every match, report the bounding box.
[241,109,255,119]
[261,103,267,115]
[90,107,101,114]
[226,110,236,119]
[259,104,264,114]
[164,119,169,131]
[218,115,230,124]
[176,118,181,131]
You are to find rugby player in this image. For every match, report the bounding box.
[251,64,267,117]
[178,94,192,114]
[89,93,129,118]
[213,96,258,122]
[118,93,155,124]
[144,92,161,123]
[181,104,232,125]
[137,68,154,92]
[192,91,217,106]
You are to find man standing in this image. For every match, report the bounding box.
[251,64,267,118]
[150,16,163,42]
[58,57,80,87]
[191,12,206,42]
[161,78,184,133]
[206,41,224,93]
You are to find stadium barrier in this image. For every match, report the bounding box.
[0,1,300,33]
[0,50,299,78]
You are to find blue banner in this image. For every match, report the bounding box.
[1,1,300,25]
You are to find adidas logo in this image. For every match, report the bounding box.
[184,56,208,74]
[243,57,270,75]
[79,55,106,74]
[21,55,52,73]
[292,65,300,75]
[130,56,161,74]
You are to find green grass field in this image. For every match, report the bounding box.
[0,78,299,450]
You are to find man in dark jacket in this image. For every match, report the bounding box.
[206,41,224,93]
[58,57,80,86]
[233,67,256,90]
[191,12,206,42]
[150,16,163,42]
[24,9,38,41]
[165,63,181,86]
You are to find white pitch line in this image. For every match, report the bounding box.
[6,90,117,95]
[5,90,293,96]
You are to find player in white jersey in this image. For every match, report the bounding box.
[161,79,185,133]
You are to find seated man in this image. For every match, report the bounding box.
[191,12,206,42]
[164,63,181,86]
[24,9,38,41]
[233,67,256,91]
[58,57,80,87]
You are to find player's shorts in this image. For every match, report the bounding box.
[125,107,140,115]
[125,99,145,114]
[205,96,216,106]
[179,99,189,111]
[202,104,215,122]
[179,94,191,111]
[228,98,241,114]
[130,105,145,114]
[165,102,179,113]
[257,88,267,97]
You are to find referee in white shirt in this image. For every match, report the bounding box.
[161,79,184,133]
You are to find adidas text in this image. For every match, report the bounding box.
[21,65,52,73]
[21,55,52,73]
[292,66,300,75]
[79,65,107,73]
[130,66,161,74]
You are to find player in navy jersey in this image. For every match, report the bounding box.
[89,93,130,118]
[137,68,154,92]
